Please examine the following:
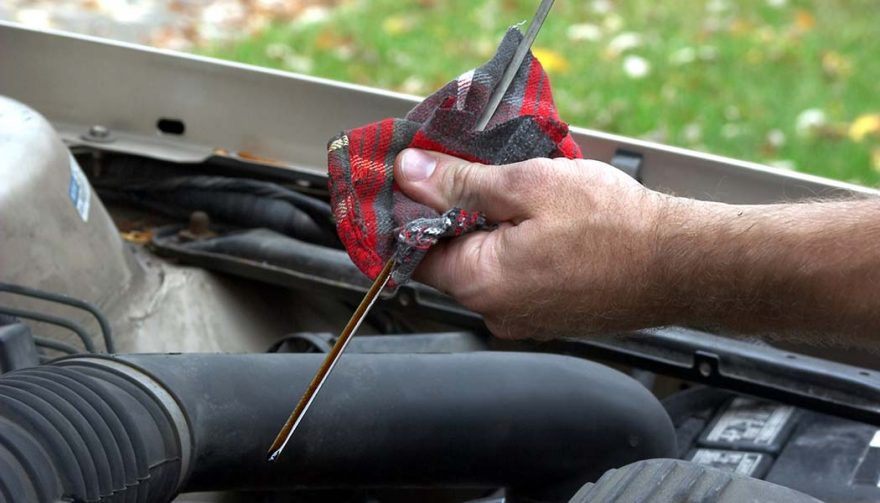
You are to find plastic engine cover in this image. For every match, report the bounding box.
[0,96,134,313]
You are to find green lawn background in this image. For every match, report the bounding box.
[201,0,880,186]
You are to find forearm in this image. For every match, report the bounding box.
[655,196,880,342]
[394,150,880,343]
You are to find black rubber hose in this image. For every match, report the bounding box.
[33,336,82,355]
[96,175,340,247]
[120,176,334,227]
[128,352,676,501]
[0,306,96,352]
[0,283,114,353]
[182,228,368,286]
[0,352,676,502]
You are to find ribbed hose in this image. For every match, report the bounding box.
[0,359,190,503]
[0,352,676,503]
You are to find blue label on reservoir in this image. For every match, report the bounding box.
[68,153,91,222]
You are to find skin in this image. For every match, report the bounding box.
[394,148,880,345]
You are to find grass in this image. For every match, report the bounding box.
[200,0,880,186]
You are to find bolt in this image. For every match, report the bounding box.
[398,292,411,307]
[88,125,110,139]
[698,361,712,378]
[189,211,211,235]
[628,434,641,448]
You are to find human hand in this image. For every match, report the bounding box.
[393,149,677,339]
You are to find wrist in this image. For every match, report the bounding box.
[649,196,744,328]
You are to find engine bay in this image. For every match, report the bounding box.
[2,21,880,503]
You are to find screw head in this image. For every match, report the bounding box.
[89,125,110,138]
[698,361,713,377]
[397,291,413,307]
[189,211,211,235]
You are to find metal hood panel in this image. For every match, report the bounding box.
[1,21,876,203]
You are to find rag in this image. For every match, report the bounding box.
[327,28,582,286]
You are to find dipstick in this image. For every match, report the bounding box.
[267,259,395,461]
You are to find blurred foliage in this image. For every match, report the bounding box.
[200,0,880,185]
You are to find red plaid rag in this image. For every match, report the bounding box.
[328,28,583,287]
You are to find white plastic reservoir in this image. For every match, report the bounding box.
[0,95,135,312]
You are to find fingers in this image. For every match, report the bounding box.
[412,231,494,298]
[394,149,531,222]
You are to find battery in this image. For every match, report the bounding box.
[698,397,797,453]
[689,448,773,479]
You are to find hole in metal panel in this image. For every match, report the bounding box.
[157,118,186,135]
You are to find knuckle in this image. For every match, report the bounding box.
[500,158,572,206]
[445,162,486,209]
[501,160,551,194]
[438,233,500,313]
[577,159,613,172]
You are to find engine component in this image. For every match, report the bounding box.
[96,174,340,247]
[0,96,136,316]
[0,282,114,353]
[0,352,676,502]
[0,323,39,373]
[0,357,187,503]
[569,458,821,503]
[666,387,880,501]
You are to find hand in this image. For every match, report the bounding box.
[393,149,674,339]
[395,149,880,345]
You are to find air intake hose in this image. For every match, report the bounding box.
[0,357,188,502]
[0,352,676,502]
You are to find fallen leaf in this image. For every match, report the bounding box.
[591,0,613,14]
[761,129,787,155]
[795,108,827,136]
[382,15,413,36]
[532,47,570,73]
[120,230,153,245]
[683,122,702,143]
[567,23,602,42]
[729,18,753,35]
[722,123,743,139]
[315,29,341,50]
[794,10,816,31]
[821,51,852,79]
[295,6,330,25]
[283,54,314,73]
[606,32,643,57]
[265,42,290,60]
[849,114,880,142]
[669,46,696,66]
[622,55,650,79]
[768,159,796,171]
[235,150,285,165]
[767,129,786,147]
[399,76,426,95]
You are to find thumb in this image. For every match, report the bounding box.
[394,149,528,222]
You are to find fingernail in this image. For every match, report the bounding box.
[401,149,436,182]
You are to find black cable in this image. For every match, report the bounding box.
[122,176,334,225]
[0,306,96,352]
[0,283,113,352]
[33,336,82,355]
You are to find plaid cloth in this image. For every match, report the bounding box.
[328,28,583,287]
